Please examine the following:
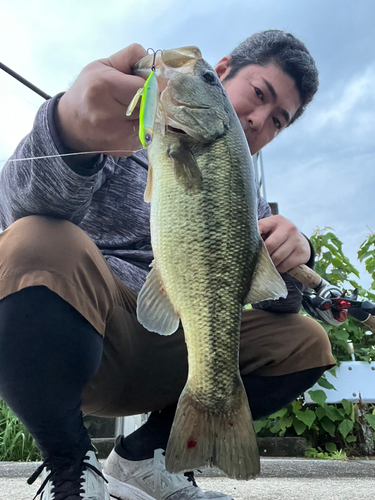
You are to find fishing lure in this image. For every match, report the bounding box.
[126,50,160,148]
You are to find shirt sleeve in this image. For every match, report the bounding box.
[0,94,107,230]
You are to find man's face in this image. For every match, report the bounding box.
[215,58,301,154]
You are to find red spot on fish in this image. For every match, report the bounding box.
[187,438,197,449]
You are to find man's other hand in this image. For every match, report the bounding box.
[258,215,311,273]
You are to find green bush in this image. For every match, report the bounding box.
[255,228,375,456]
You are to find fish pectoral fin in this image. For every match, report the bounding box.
[137,263,180,335]
[168,144,203,194]
[144,162,153,203]
[245,239,288,304]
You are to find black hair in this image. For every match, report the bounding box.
[223,30,319,124]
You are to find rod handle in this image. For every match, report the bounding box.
[287,264,322,290]
[362,314,375,333]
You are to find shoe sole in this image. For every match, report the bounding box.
[105,474,155,500]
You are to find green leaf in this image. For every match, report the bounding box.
[325,442,337,453]
[321,417,336,437]
[358,250,374,262]
[325,406,342,422]
[279,415,294,430]
[365,414,375,431]
[316,407,327,420]
[268,408,288,419]
[317,377,336,390]
[308,390,327,406]
[291,400,302,413]
[293,417,307,436]
[294,409,316,428]
[345,435,357,443]
[253,420,266,433]
[332,330,349,341]
[270,421,281,434]
[329,366,338,378]
[338,419,354,439]
[342,399,352,416]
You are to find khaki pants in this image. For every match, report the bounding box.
[0,216,335,417]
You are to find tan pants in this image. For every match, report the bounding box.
[0,216,335,417]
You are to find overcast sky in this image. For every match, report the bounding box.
[1,0,374,287]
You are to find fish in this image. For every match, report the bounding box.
[133,46,287,480]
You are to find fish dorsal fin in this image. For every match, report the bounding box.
[245,239,288,304]
[144,162,153,203]
[168,143,203,194]
[137,261,180,335]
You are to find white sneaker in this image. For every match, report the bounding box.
[28,449,110,499]
[103,445,233,500]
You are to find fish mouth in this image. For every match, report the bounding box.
[167,125,187,134]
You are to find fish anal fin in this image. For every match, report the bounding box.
[165,381,260,480]
[136,262,179,335]
[245,239,288,304]
[168,144,203,194]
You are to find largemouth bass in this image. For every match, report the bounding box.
[134,47,287,480]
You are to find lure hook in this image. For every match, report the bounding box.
[146,48,162,72]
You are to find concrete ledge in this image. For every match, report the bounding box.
[1,457,375,479]
[257,437,307,457]
[92,438,115,458]
[91,436,308,459]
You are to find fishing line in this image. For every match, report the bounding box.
[1,150,139,163]
[0,61,149,170]
[0,149,149,172]
[0,83,40,110]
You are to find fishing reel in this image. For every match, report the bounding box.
[302,282,348,326]
[302,283,375,327]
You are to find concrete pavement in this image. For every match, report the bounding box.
[1,458,374,500]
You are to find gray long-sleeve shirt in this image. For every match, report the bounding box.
[0,94,311,311]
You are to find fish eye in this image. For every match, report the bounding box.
[201,69,217,85]
[145,133,153,145]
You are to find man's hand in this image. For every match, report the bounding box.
[258,215,311,273]
[55,44,148,158]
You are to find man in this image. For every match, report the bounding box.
[0,30,335,500]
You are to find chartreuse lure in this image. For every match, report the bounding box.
[126,71,159,148]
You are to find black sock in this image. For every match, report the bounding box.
[116,404,176,461]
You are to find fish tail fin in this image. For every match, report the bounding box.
[165,382,260,480]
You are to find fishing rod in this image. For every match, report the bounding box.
[0,62,51,100]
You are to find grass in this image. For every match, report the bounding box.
[305,447,348,460]
[0,399,40,461]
